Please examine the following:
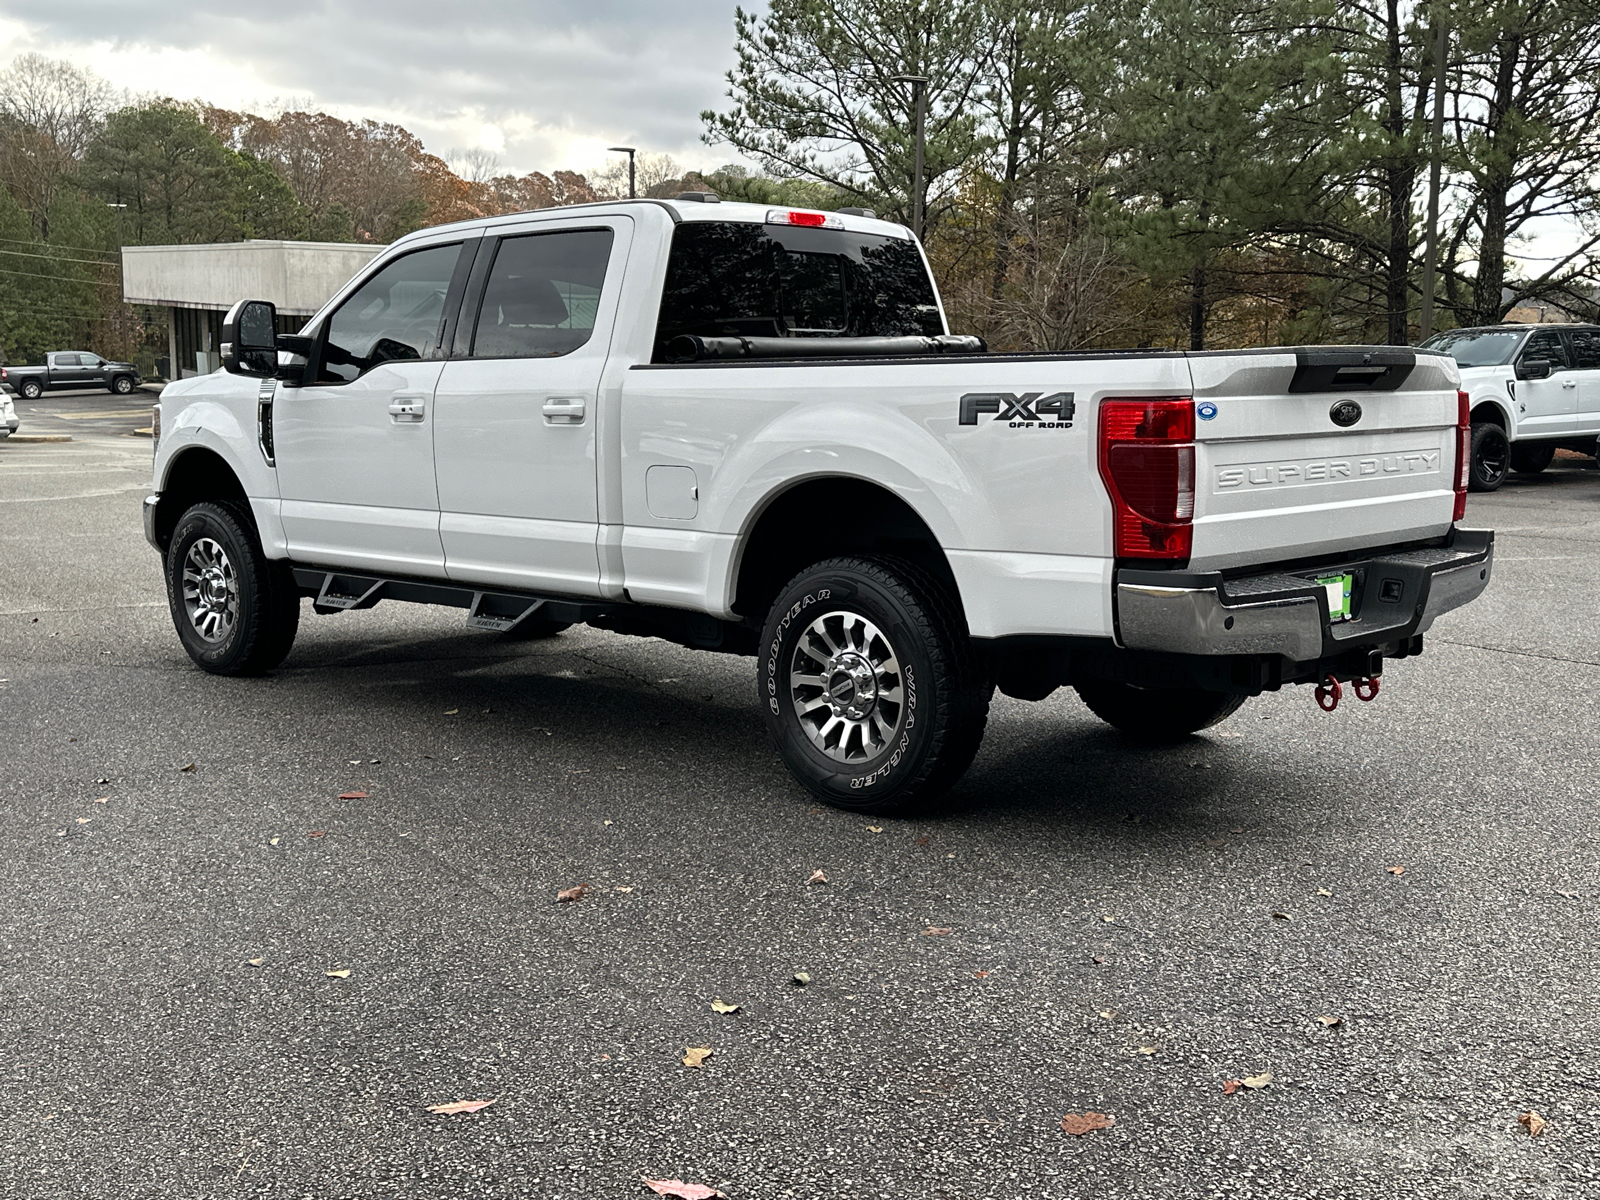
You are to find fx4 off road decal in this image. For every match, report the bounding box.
[958,391,1075,429]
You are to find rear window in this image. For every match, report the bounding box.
[652,221,941,361]
[1421,328,1525,368]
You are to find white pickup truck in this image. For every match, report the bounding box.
[1422,323,1600,490]
[144,196,1493,812]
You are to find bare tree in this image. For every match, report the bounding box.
[448,146,501,183]
[588,151,682,198]
[0,54,115,238]
[985,216,1143,350]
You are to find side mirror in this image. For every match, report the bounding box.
[222,299,278,378]
[1516,358,1553,380]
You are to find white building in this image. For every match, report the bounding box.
[121,240,381,378]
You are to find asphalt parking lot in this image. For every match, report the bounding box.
[2,428,1598,1199]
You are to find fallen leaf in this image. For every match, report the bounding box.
[93,797,109,804]
[922,926,953,936]
[75,817,90,825]
[615,886,634,893]
[603,819,614,826]
[426,1098,496,1115]
[306,831,326,839]
[269,837,280,846]
[792,971,811,986]
[1222,1079,1241,1095]
[245,957,264,968]
[1092,955,1107,964]
[179,763,196,773]
[1518,1110,1547,1138]
[1138,1046,1158,1056]
[1317,1015,1342,1028]
[710,999,740,1014]
[1060,1111,1115,1136]
[641,1179,727,1200]
[806,869,828,885]
[866,826,884,834]
[1386,865,1406,876]
[338,791,368,800]
[556,884,589,903]
[1272,912,1291,920]
[1098,1010,1116,1020]
[1102,915,1116,923]
[1316,888,1332,897]
[325,969,351,979]
[1241,1072,1272,1089]
[682,1046,713,1069]
[973,970,989,978]
[443,709,459,716]
[914,835,930,846]
[1555,889,1579,899]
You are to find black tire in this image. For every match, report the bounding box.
[165,501,299,675]
[757,555,991,815]
[1508,441,1555,475]
[110,375,135,395]
[1468,422,1509,492]
[501,615,572,640]
[20,380,41,400]
[1074,679,1247,742]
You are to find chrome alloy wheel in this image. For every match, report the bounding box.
[789,610,905,763]
[182,537,239,643]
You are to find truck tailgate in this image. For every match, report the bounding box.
[1187,348,1460,570]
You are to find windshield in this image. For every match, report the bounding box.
[653,221,942,360]
[1421,328,1526,368]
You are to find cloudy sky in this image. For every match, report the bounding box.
[0,0,748,177]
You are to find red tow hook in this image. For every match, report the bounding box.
[1314,675,1343,712]
[1353,676,1381,702]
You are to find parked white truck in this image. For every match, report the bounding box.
[144,196,1494,812]
[1421,323,1600,490]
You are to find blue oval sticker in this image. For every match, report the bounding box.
[1197,401,1219,421]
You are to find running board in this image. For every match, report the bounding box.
[292,568,603,627]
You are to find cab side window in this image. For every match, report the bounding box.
[1521,330,1569,372]
[1567,329,1600,370]
[468,229,614,359]
[317,243,463,384]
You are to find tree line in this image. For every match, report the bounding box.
[706,0,1600,350]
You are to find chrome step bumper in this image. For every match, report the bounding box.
[1115,529,1494,662]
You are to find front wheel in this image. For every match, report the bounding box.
[110,375,135,395]
[757,556,991,815]
[1074,679,1246,742]
[1509,441,1555,475]
[20,380,41,400]
[165,501,300,675]
[1468,423,1509,491]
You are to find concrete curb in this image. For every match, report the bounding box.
[3,433,72,443]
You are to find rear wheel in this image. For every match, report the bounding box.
[110,375,135,395]
[1509,441,1555,475]
[758,555,991,815]
[20,380,41,400]
[1468,422,1509,491]
[1074,679,1246,741]
[165,501,299,675]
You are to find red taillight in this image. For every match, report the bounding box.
[1453,390,1470,522]
[1099,397,1196,561]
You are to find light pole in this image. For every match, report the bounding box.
[1420,21,1447,341]
[608,146,637,199]
[893,75,928,241]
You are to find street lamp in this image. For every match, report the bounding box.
[1420,22,1447,341]
[608,146,637,199]
[892,75,929,242]
[106,201,127,249]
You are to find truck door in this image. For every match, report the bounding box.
[1514,329,1577,435]
[50,353,86,388]
[431,219,630,597]
[273,237,476,578]
[1566,327,1600,438]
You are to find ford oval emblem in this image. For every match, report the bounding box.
[1329,399,1363,427]
[1196,401,1219,421]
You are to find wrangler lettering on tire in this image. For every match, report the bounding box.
[757,556,990,815]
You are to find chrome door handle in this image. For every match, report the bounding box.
[543,397,586,423]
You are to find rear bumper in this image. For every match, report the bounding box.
[1115,528,1493,661]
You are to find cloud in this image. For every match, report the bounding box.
[0,0,747,175]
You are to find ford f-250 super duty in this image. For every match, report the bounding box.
[143,196,1494,813]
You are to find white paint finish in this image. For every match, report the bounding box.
[645,465,698,519]
[946,549,1113,638]
[121,240,382,315]
[273,360,448,574]
[432,216,633,597]
[619,526,735,610]
[437,512,601,594]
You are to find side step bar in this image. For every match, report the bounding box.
[292,568,604,627]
